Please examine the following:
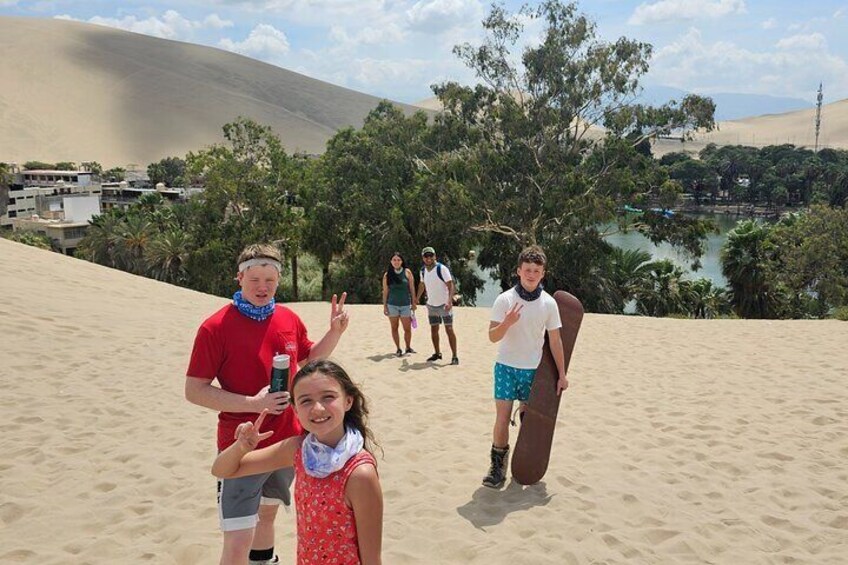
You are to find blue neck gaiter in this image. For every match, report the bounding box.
[233,290,276,321]
[514,283,543,302]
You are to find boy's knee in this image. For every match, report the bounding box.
[222,529,255,557]
[257,505,278,522]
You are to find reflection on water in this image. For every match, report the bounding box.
[472,214,744,308]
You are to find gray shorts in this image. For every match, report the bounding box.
[387,304,412,317]
[427,304,454,326]
[217,467,294,532]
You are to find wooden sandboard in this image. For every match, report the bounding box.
[511,291,584,485]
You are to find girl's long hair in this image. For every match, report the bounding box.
[385,252,407,285]
[292,359,380,455]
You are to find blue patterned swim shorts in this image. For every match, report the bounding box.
[493,362,536,401]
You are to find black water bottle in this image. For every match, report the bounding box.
[270,354,290,393]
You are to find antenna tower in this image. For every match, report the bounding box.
[814,82,823,152]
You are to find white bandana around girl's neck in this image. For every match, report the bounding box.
[301,426,364,478]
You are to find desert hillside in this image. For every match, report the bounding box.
[0,17,421,167]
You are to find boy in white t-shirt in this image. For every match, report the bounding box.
[483,245,568,489]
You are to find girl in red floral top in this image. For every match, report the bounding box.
[213,360,383,565]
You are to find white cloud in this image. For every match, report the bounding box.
[203,14,234,30]
[649,27,848,100]
[328,23,406,47]
[761,18,777,30]
[219,24,290,60]
[629,0,746,25]
[834,8,845,18]
[0,0,20,6]
[61,10,234,41]
[776,33,827,51]
[406,0,483,33]
[211,0,389,25]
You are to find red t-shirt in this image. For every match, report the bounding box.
[187,304,314,451]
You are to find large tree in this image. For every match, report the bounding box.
[430,0,717,309]
[317,102,482,303]
[185,117,304,298]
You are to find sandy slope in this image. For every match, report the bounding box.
[415,96,848,156]
[0,17,421,167]
[0,238,846,564]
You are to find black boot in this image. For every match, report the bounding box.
[482,445,509,489]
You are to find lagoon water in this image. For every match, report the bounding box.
[473,214,742,308]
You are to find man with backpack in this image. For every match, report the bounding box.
[416,246,459,365]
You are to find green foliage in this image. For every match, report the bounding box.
[148,157,186,187]
[430,0,716,309]
[719,207,848,319]
[54,161,77,171]
[23,161,54,170]
[606,247,653,313]
[3,230,57,251]
[721,220,782,318]
[692,143,848,208]
[832,306,848,321]
[682,278,730,319]
[634,259,689,317]
[768,205,848,317]
[316,102,483,304]
[103,167,127,182]
[81,161,103,175]
[185,117,304,297]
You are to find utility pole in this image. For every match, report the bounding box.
[814,82,823,152]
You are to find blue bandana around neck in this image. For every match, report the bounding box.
[301,427,364,478]
[233,290,276,321]
[514,283,544,302]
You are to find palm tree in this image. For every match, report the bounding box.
[115,215,154,275]
[608,247,653,312]
[634,259,688,317]
[146,230,191,285]
[721,220,780,318]
[684,278,729,319]
[78,213,125,268]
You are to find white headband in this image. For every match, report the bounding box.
[239,258,282,273]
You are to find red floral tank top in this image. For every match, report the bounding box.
[294,447,377,565]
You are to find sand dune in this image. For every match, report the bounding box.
[1,238,846,564]
[415,96,848,156]
[0,17,421,167]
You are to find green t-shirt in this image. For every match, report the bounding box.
[387,269,411,306]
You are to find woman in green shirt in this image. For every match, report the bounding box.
[382,252,417,357]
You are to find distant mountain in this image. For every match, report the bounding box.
[638,85,814,122]
[0,17,421,167]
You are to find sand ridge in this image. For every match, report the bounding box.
[0,238,846,563]
[0,17,424,167]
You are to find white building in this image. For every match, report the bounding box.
[11,194,100,256]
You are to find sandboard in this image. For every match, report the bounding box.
[511,291,584,485]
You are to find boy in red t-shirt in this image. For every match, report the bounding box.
[186,243,349,565]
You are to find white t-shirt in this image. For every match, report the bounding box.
[422,263,453,307]
[490,287,561,369]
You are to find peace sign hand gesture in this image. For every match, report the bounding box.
[330,292,350,334]
[234,409,274,453]
[503,302,523,328]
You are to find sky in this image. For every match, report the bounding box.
[2,0,847,104]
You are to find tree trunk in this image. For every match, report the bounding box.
[291,255,299,301]
[321,262,330,301]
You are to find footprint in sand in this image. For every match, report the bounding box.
[757,451,795,461]
[0,502,26,525]
[642,528,681,544]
